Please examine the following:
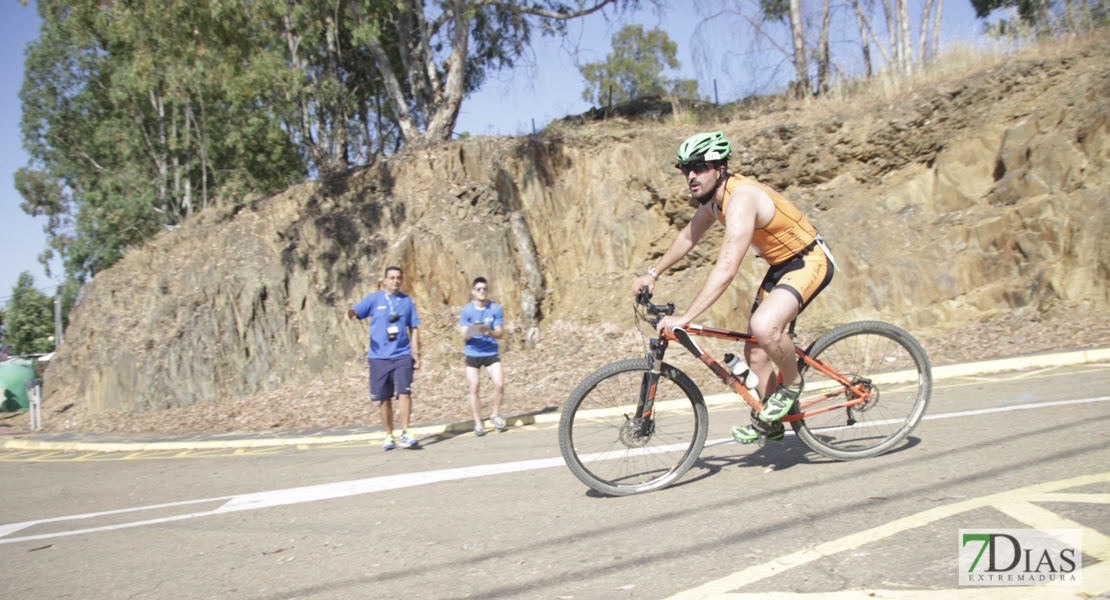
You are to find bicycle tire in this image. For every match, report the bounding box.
[791,321,931,460]
[559,358,709,496]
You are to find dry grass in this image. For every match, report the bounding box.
[656,28,1110,127]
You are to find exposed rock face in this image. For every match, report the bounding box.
[45,43,1110,415]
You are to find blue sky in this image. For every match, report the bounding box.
[1,0,985,304]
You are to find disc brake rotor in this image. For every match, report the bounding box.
[619,417,652,448]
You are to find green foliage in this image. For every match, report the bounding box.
[580,24,700,106]
[19,0,306,282]
[760,0,790,22]
[972,0,1109,34]
[2,273,55,355]
[18,0,632,286]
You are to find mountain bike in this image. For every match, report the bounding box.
[558,288,932,496]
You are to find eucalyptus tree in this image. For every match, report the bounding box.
[18,0,637,285]
[348,0,637,147]
[18,0,305,281]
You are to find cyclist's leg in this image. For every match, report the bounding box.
[749,288,803,389]
[751,249,833,394]
[733,289,800,442]
[738,251,831,433]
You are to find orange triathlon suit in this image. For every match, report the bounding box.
[709,173,834,313]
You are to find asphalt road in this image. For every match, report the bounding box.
[1,361,1108,600]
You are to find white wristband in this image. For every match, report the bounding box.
[647,267,659,280]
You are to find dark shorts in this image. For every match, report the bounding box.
[368,356,414,402]
[465,354,501,369]
[752,242,834,315]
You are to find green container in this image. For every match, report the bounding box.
[0,361,38,412]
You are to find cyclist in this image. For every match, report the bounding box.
[631,131,836,443]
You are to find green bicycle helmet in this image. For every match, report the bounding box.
[676,131,731,165]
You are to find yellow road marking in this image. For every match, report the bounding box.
[993,499,1110,560]
[666,472,1110,600]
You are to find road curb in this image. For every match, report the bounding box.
[4,346,1107,453]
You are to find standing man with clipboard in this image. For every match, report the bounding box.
[459,277,505,437]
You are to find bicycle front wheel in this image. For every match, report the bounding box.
[792,321,932,460]
[559,359,709,496]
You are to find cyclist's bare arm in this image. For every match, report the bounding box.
[658,190,757,333]
[631,204,716,295]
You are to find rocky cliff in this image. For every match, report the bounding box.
[44,38,1110,418]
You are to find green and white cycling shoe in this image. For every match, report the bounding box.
[730,423,785,444]
[759,384,801,422]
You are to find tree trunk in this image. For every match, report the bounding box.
[419,0,468,145]
[880,0,896,66]
[931,0,944,57]
[789,0,810,97]
[171,103,182,220]
[192,89,209,212]
[817,0,832,94]
[365,33,420,144]
[281,10,324,171]
[851,0,873,77]
[918,0,936,62]
[897,0,912,74]
[510,211,544,349]
[150,89,168,209]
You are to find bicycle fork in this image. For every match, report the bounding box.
[633,337,669,438]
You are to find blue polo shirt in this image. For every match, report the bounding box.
[459,301,502,357]
[351,290,420,359]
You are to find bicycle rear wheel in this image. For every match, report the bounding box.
[792,321,931,460]
[559,359,708,496]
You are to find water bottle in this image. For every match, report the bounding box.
[723,352,760,390]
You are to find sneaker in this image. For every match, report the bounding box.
[399,431,418,448]
[382,435,396,450]
[759,384,801,423]
[490,415,507,431]
[474,424,485,437]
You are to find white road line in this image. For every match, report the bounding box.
[3,394,1109,545]
[0,457,565,545]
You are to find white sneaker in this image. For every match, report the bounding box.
[474,424,485,437]
[490,415,507,431]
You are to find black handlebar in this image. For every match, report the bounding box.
[636,286,675,322]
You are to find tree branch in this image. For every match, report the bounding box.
[478,0,617,20]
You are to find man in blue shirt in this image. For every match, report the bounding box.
[458,277,505,437]
[347,266,422,450]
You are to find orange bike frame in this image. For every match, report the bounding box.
[659,323,873,422]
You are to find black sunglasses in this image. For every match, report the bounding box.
[474,286,488,291]
[677,161,716,176]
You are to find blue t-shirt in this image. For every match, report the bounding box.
[459,301,502,357]
[352,290,421,359]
